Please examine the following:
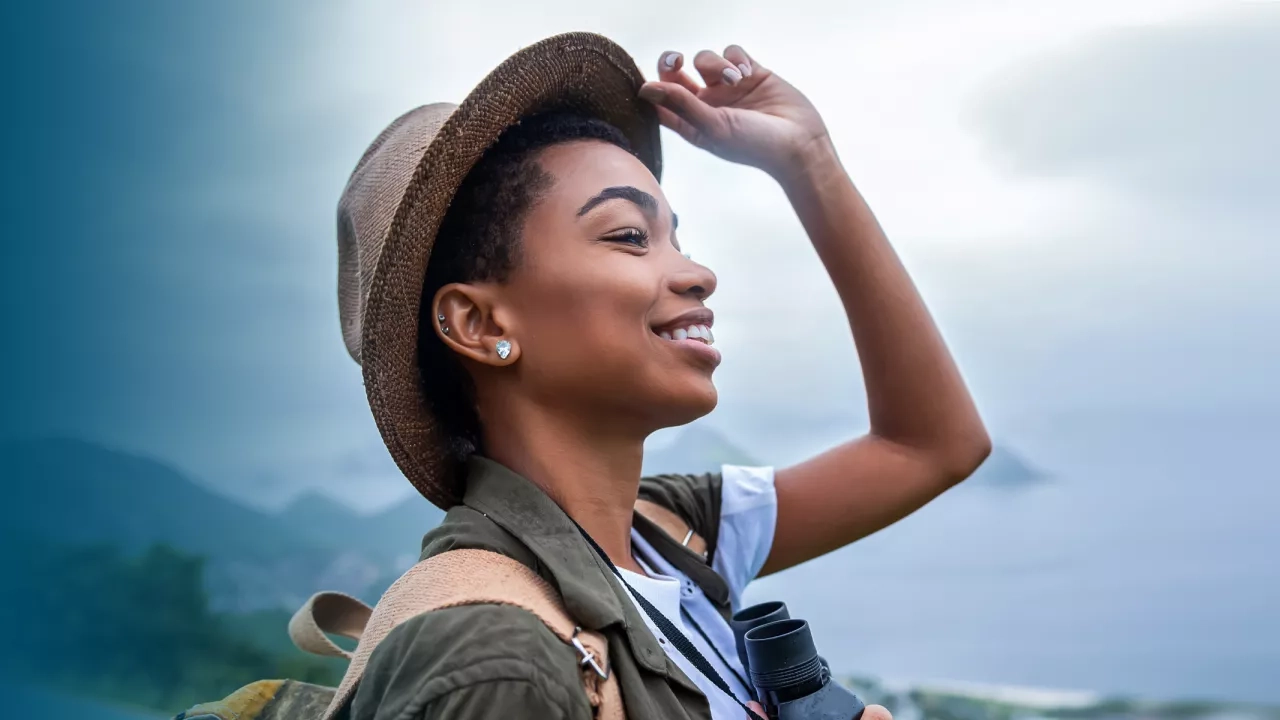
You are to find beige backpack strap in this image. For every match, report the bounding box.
[634,498,707,558]
[288,591,371,659]
[312,548,623,720]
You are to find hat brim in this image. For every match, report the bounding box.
[360,32,663,509]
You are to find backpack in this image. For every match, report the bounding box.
[173,499,706,720]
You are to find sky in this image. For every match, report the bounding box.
[33,0,1276,512]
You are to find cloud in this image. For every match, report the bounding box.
[971,5,1280,219]
[59,0,1278,507]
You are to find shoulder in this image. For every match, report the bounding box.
[638,465,777,559]
[707,465,779,603]
[717,464,776,517]
[349,603,591,720]
[419,505,538,566]
[638,469,724,555]
[354,508,587,720]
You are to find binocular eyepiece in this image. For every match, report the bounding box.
[729,602,866,720]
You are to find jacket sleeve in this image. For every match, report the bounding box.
[347,604,593,720]
[637,470,724,562]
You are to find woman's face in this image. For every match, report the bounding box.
[491,139,719,432]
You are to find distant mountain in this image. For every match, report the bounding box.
[280,489,444,569]
[968,445,1048,487]
[4,438,312,562]
[279,491,358,540]
[2,438,407,611]
[642,424,759,475]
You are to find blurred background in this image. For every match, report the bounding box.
[2,1,1276,718]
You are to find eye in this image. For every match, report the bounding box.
[605,229,649,248]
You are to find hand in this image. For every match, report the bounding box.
[745,699,892,720]
[639,45,832,181]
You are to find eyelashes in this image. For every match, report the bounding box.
[605,229,650,248]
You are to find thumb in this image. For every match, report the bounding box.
[638,81,726,142]
[862,704,893,720]
[746,700,767,719]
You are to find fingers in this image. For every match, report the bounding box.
[638,81,724,147]
[863,704,893,720]
[693,49,745,87]
[657,51,702,95]
[653,105,702,146]
[722,44,764,79]
[746,700,766,719]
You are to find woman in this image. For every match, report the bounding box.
[336,33,989,720]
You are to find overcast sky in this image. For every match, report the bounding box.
[65,0,1277,511]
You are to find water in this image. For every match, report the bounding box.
[6,682,165,720]
[745,414,1280,704]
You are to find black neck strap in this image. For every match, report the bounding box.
[573,522,766,720]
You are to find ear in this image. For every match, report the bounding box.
[431,283,521,366]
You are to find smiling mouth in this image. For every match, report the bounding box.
[653,323,715,346]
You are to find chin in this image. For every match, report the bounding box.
[655,377,718,428]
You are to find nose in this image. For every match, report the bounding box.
[669,256,717,301]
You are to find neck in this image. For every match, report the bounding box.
[478,397,649,574]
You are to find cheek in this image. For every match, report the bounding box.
[508,254,717,421]
[515,263,654,373]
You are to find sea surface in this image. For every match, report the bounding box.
[745,413,1280,704]
[7,682,165,720]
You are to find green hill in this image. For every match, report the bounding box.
[2,438,400,610]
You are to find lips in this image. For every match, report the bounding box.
[650,309,720,367]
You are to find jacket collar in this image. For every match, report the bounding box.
[461,455,671,675]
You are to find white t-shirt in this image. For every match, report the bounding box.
[618,464,777,720]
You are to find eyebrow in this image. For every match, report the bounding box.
[576,185,678,230]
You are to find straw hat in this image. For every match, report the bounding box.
[337,32,663,509]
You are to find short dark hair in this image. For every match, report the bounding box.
[418,111,634,466]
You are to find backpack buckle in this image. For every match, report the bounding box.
[572,626,609,679]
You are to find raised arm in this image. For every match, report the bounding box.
[639,44,990,576]
[760,141,989,574]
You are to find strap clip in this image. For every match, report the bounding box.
[572,626,609,679]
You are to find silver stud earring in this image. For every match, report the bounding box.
[438,313,449,335]
[495,339,512,360]
[682,251,692,259]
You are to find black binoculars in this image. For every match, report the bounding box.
[729,601,866,720]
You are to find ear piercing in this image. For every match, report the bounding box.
[440,313,512,361]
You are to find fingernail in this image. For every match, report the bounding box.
[738,62,752,78]
[638,85,666,103]
[722,66,743,85]
[663,52,681,69]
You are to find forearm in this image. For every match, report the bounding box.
[775,141,989,475]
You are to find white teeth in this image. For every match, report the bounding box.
[656,323,715,345]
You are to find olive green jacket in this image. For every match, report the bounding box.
[346,456,731,720]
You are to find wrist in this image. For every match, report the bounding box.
[769,135,844,192]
